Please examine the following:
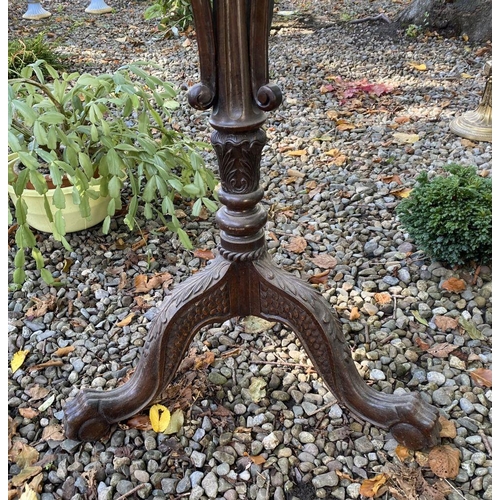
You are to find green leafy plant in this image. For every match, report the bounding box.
[405,24,422,38]
[8,60,218,286]
[144,0,193,33]
[396,164,492,267]
[8,33,65,79]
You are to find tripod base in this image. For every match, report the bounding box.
[64,251,440,450]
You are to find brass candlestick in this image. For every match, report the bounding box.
[450,60,492,142]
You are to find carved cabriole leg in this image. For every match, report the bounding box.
[64,257,232,440]
[252,254,441,450]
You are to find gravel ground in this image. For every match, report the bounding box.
[8,1,493,499]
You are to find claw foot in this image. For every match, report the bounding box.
[390,393,441,450]
[64,390,112,441]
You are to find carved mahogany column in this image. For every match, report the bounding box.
[64,0,441,450]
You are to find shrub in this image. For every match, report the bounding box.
[396,164,492,267]
[144,0,193,33]
[8,33,65,78]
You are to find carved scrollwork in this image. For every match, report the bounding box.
[187,83,216,110]
[256,84,283,111]
[211,130,266,195]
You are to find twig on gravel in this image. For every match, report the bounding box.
[478,429,492,456]
[349,13,392,25]
[249,359,316,371]
[308,400,338,417]
[444,479,467,500]
[115,484,148,500]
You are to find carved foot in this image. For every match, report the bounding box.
[253,254,441,450]
[64,389,112,441]
[64,257,232,441]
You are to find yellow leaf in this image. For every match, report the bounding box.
[409,61,427,71]
[116,313,135,327]
[393,132,420,144]
[461,73,473,79]
[391,187,413,198]
[19,484,38,500]
[395,444,410,461]
[11,350,29,373]
[360,473,387,497]
[462,34,469,42]
[149,404,171,433]
[286,149,307,157]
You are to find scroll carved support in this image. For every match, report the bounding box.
[64,0,441,450]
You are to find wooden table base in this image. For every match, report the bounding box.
[64,0,441,451]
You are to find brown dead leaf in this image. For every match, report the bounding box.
[428,445,460,479]
[360,473,388,497]
[19,408,39,419]
[349,307,360,321]
[336,120,356,131]
[286,149,307,157]
[438,416,457,439]
[391,187,413,198]
[11,467,43,487]
[116,313,135,327]
[414,337,430,350]
[54,346,75,357]
[193,248,215,260]
[284,236,307,254]
[245,452,266,465]
[14,443,39,468]
[308,269,330,284]
[426,342,458,358]
[28,360,64,372]
[395,444,410,461]
[194,351,215,370]
[441,277,466,293]
[287,168,306,178]
[126,414,152,431]
[434,316,458,332]
[307,254,338,269]
[374,292,392,305]
[470,368,492,388]
[25,296,57,320]
[326,110,338,120]
[131,235,148,251]
[25,385,49,401]
[41,424,65,442]
[379,174,403,185]
[134,273,173,293]
[394,116,410,124]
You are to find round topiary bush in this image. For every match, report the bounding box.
[396,164,492,267]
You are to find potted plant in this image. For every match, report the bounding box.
[8,59,218,286]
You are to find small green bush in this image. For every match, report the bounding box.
[396,164,492,267]
[8,33,65,78]
[144,0,193,33]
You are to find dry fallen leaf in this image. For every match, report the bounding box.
[284,236,307,254]
[470,368,492,388]
[374,292,392,305]
[415,337,430,351]
[336,120,356,131]
[41,424,65,442]
[286,149,307,157]
[25,384,50,401]
[193,248,215,260]
[126,414,152,431]
[434,316,458,332]
[395,444,410,461]
[28,360,64,372]
[360,473,388,497]
[408,61,427,71]
[308,269,330,284]
[116,312,135,327]
[428,445,460,479]
[164,408,184,435]
[426,342,458,358]
[441,277,466,293]
[391,187,413,198]
[241,316,276,334]
[19,408,39,419]
[194,351,216,370]
[394,116,410,124]
[244,452,266,465]
[19,485,38,500]
[11,350,29,374]
[149,404,171,433]
[54,346,75,357]
[349,307,360,321]
[438,416,457,439]
[393,132,420,144]
[308,254,338,269]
